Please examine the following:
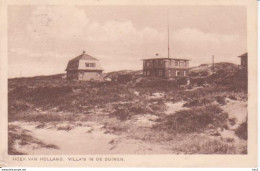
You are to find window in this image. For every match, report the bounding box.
[184,71,186,76]
[159,70,163,76]
[180,61,184,67]
[85,63,96,67]
[154,60,156,66]
[147,71,150,76]
[146,62,150,67]
[176,70,180,76]
[175,61,179,66]
[185,61,189,67]
[172,60,175,66]
[168,70,171,76]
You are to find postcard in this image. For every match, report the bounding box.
[0,0,257,167]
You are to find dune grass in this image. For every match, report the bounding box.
[8,124,59,155]
[154,105,228,134]
[8,66,248,154]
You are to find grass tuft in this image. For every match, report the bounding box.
[154,105,228,133]
[235,120,247,140]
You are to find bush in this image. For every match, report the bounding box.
[183,98,212,107]
[117,74,132,83]
[154,105,228,133]
[111,108,130,121]
[149,99,167,113]
[235,120,247,140]
[110,102,152,121]
[135,77,178,90]
[215,96,226,105]
[190,77,207,86]
[172,135,236,154]
[177,77,187,85]
[228,95,237,100]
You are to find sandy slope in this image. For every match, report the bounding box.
[222,99,247,129]
[9,98,247,155]
[10,121,170,155]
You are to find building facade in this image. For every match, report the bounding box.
[238,53,247,69]
[65,51,103,81]
[142,58,190,78]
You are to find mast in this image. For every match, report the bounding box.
[212,55,215,72]
[167,13,170,58]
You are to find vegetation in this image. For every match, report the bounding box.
[154,105,228,133]
[9,125,59,155]
[8,62,248,154]
[235,120,248,140]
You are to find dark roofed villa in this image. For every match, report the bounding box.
[142,15,190,78]
[142,57,190,78]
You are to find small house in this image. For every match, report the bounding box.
[238,53,248,69]
[199,64,210,69]
[142,58,190,78]
[65,51,103,80]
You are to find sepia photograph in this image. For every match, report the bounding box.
[0,0,257,168]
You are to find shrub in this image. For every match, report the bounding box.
[9,112,78,123]
[111,108,131,121]
[154,105,228,133]
[183,98,212,107]
[235,120,247,140]
[149,99,167,113]
[110,101,152,121]
[172,135,236,154]
[190,77,207,86]
[228,95,237,100]
[117,74,132,83]
[177,77,187,85]
[215,96,226,105]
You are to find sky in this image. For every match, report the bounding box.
[8,5,246,78]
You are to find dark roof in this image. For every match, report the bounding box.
[69,51,98,62]
[142,57,190,61]
[238,53,247,58]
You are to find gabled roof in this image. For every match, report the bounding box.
[69,51,98,62]
[238,53,247,58]
[142,57,190,61]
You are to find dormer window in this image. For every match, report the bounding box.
[85,63,96,67]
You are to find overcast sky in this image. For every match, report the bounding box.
[8,5,246,78]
